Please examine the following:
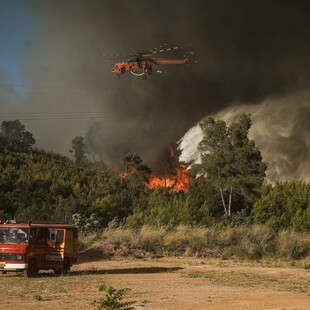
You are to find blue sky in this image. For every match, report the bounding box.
[0,1,38,88]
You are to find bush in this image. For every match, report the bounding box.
[96,285,136,310]
[252,181,310,232]
[138,225,166,254]
[276,230,310,259]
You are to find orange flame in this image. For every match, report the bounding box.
[113,166,127,178]
[147,164,190,192]
[114,151,190,192]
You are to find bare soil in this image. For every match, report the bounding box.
[0,257,309,310]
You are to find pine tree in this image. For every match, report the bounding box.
[193,114,266,219]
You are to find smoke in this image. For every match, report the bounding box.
[0,71,19,106]
[1,1,310,174]
[178,90,310,181]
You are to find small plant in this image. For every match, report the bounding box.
[34,294,43,301]
[96,285,136,310]
[304,263,310,270]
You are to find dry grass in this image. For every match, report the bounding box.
[276,230,310,259]
[180,268,310,294]
[138,225,167,253]
[80,225,310,263]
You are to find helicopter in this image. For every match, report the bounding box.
[104,44,195,79]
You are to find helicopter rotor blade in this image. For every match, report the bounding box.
[103,53,127,58]
[142,43,181,55]
[103,44,182,61]
[103,53,136,60]
[146,46,180,56]
[143,43,168,54]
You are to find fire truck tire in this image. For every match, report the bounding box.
[54,258,70,276]
[53,268,62,276]
[24,259,38,278]
[63,258,70,274]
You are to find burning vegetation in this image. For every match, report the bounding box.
[120,147,190,192]
[146,163,190,192]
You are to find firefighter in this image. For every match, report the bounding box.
[9,230,19,242]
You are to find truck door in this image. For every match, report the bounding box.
[28,228,48,268]
[64,229,74,255]
[46,229,65,263]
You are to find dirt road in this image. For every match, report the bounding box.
[0,257,309,309]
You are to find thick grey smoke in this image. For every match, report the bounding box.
[178,90,310,181]
[1,1,310,174]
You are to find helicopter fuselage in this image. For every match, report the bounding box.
[112,57,189,78]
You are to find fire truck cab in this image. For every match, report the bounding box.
[0,222,78,277]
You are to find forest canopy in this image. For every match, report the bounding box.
[0,118,309,233]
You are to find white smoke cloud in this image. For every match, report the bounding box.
[178,89,310,182]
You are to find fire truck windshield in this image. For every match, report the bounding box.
[0,227,29,244]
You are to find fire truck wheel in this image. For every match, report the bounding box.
[64,258,70,273]
[53,268,62,276]
[63,258,70,274]
[24,259,38,278]
[54,258,70,276]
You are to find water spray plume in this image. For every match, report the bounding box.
[178,90,310,182]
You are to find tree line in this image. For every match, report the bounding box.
[0,116,309,233]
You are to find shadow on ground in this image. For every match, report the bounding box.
[2,266,183,278]
[70,266,183,276]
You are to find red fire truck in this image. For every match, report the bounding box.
[0,222,78,277]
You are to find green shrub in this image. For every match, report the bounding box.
[252,181,310,232]
[96,285,136,310]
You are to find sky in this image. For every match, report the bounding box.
[0,0,309,180]
[0,1,38,90]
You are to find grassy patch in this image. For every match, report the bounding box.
[181,268,310,294]
[93,225,310,261]
[181,271,217,279]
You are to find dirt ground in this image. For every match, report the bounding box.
[0,257,310,310]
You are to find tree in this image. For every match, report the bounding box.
[193,114,266,219]
[122,152,152,183]
[252,181,310,231]
[70,136,87,163]
[0,120,35,152]
[0,134,6,152]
